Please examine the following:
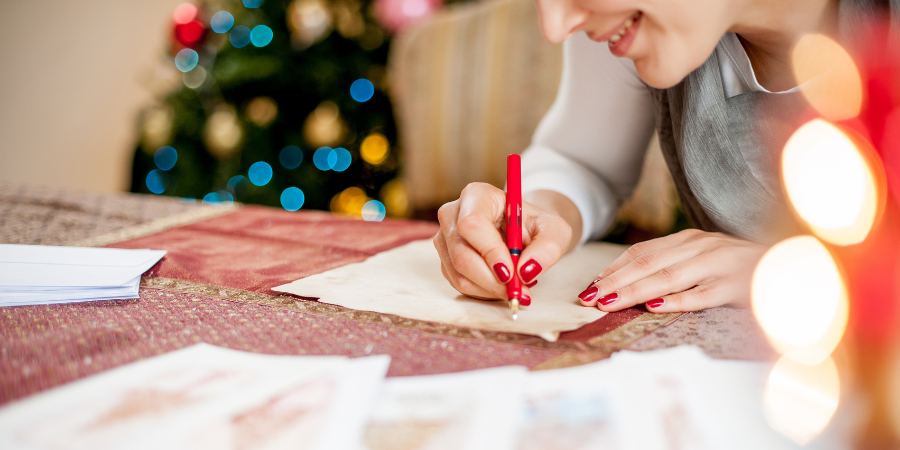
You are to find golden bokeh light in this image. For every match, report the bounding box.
[763,356,840,445]
[792,34,862,121]
[752,236,848,364]
[783,119,879,246]
[379,178,409,217]
[360,133,390,165]
[303,101,347,148]
[330,186,371,216]
[203,105,244,159]
[246,97,279,127]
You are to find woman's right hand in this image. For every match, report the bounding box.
[433,182,577,302]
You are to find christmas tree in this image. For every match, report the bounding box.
[130,0,443,219]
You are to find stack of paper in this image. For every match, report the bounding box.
[0,245,167,306]
[0,345,832,450]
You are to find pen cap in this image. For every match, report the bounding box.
[506,154,522,250]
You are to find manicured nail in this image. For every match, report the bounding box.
[520,293,532,306]
[578,285,599,303]
[646,298,664,309]
[520,259,543,283]
[598,292,619,306]
[585,278,601,290]
[493,263,512,283]
[525,280,538,288]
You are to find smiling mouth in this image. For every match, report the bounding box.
[608,11,642,45]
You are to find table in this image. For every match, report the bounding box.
[0,182,776,406]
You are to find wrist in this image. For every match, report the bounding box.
[524,190,583,252]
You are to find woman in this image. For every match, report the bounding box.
[433,0,894,312]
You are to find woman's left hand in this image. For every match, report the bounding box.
[577,229,768,313]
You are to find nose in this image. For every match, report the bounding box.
[535,0,589,43]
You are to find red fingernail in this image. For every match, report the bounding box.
[520,293,531,306]
[525,280,538,288]
[520,259,543,283]
[493,263,512,283]
[646,298,664,309]
[598,292,618,305]
[578,285,599,303]
[585,278,600,290]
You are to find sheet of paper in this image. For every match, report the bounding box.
[274,240,627,341]
[0,344,358,450]
[0,244,167,288]
[517,360,624,450]
[361,366,527,450]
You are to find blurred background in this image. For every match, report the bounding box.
[0,0,679,237]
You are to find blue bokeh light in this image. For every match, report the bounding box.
[250,25,273,47]
[227,174,248,191]
[280,187,305,211]
[243,0,265,7]
[174,49,199,72]
[230,26,251,48]
[210,11,235,33]
[248,161,273,186]
[332,147,352,172]
[313,147,334,171]
[146,170,169,194]
[154,146,178,171]
[279,145,303,169]
[202,190,234,205]
[361,200,386,222]
[350,79,375,102]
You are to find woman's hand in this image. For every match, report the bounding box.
[577,229,767,313]
[434,183,576,302]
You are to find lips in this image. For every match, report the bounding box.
[587,11,643,57]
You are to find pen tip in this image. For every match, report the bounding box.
[509,298,519,321]
[512,313,517,321]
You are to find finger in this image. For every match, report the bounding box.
[435,233,497,300]
[591,241,705,301]
[517,212,571,284]
[455,183,515,284]
[598,249,734,312]
[645,282,731,313]
[444,230,508,300]
[596,229,703,280]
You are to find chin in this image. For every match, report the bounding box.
[633,58,693,89]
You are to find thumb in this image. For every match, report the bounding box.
[517,208,572,284]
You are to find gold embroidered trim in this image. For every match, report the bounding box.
[532,312,684,370]
[142,277,682,357]
[68,205,240,247]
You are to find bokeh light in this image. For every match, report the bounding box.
[154,146,178,171]
[330,186,370,215]
[350,78,375,102]
[251,25,274,47]
[313,146,335,171]
[248,161,273,186]
[183,66,207,89]
[174,20,205,46]
[303,101,346,148]
[280,187,306,211]
[360,133,389,165]
[210,11,235,33]
[174,48,199,72]
[146,170,169,194]
[230,25,252,48]
[245,97,278,127]
[361,200,386,221]
[243,0,265,7]
[279,145,303,169]
[202,190,234,205]
[173,3,198,24]
[380,178,409,217]
[763,356,840,445]
[752,236,848,364]
[203,105,243,159]
[792,34,862,121]
[783,119,880,245]
[332,147,352,172]
[226,175,250,198]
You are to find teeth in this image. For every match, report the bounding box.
[625,19,633,27]
[610,34,621,43]
[609,11,641,45]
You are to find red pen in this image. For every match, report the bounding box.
[505,154,523,320]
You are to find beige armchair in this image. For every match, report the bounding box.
[388,0,678,236]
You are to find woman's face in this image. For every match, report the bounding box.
[536,0,735,88]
